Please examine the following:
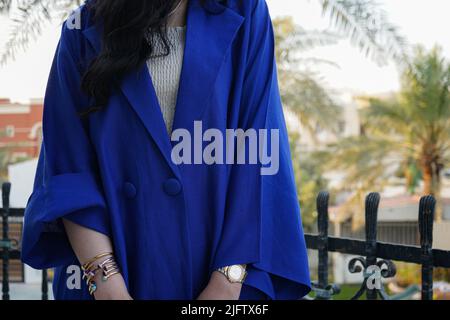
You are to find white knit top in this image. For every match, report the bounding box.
[146,26,186,135]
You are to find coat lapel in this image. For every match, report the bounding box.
[82,0,244,176]
[172,0,245,133]
[83,25,178,176]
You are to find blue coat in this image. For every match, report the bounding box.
[21,0,311,300]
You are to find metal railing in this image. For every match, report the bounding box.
[1,182,48,300]
[304,191,450,300]
[1,182,450,300]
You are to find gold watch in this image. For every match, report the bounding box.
[216,264,247,284]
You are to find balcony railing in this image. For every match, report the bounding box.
[304,191,450,300]
[1,182,450,300]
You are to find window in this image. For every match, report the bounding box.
[5,125,15,138]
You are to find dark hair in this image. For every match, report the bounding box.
[80,0,226,115]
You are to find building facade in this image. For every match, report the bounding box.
[0,98,43,162]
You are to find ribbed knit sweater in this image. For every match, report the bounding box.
[146,26,186,135]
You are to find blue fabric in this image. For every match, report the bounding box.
[21,0,311,300]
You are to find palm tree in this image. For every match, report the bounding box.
[272,0,409,140]
[316,46,450,223]
[274,17,343,138]
[269,1,408,229]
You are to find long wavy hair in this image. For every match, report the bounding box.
[80,0,226,115]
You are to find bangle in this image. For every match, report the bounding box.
[81,253,120,296]
[98,257,120,282]
[81,252,113,271]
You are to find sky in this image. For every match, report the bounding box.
[0,0,449,103]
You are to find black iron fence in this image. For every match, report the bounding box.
[0,182,48,300]
[305,191,450,300]
[1,182,450,300]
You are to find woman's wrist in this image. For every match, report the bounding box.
[92,273,132,300]
[81,252,131,299]
[197,269,243,300]
[209,271,242,297]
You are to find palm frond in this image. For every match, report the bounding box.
[0,0,52,65]
[290,28,341,51]
[0,0,80,65]
[281,71,343,136]
[0,0,12,11]
[320,0,410,67]
[274,17,341,70]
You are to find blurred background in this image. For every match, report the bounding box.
[0,0,449,299]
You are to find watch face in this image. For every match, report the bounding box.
[228,265,244,281]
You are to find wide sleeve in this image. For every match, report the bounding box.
[211,0,311,300]
[21,22,111,269]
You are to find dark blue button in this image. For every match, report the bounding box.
[123,182,137,199]
[163,178,182,196]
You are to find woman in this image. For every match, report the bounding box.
[21,0,311,300]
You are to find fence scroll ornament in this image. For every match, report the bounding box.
[347,254,397,300]
[347,192,398,300]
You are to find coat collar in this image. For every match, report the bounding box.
[82,0,244,178]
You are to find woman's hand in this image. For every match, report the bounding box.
[197,271,242,300]
[93,273,133,300]
[62,220,132,300]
